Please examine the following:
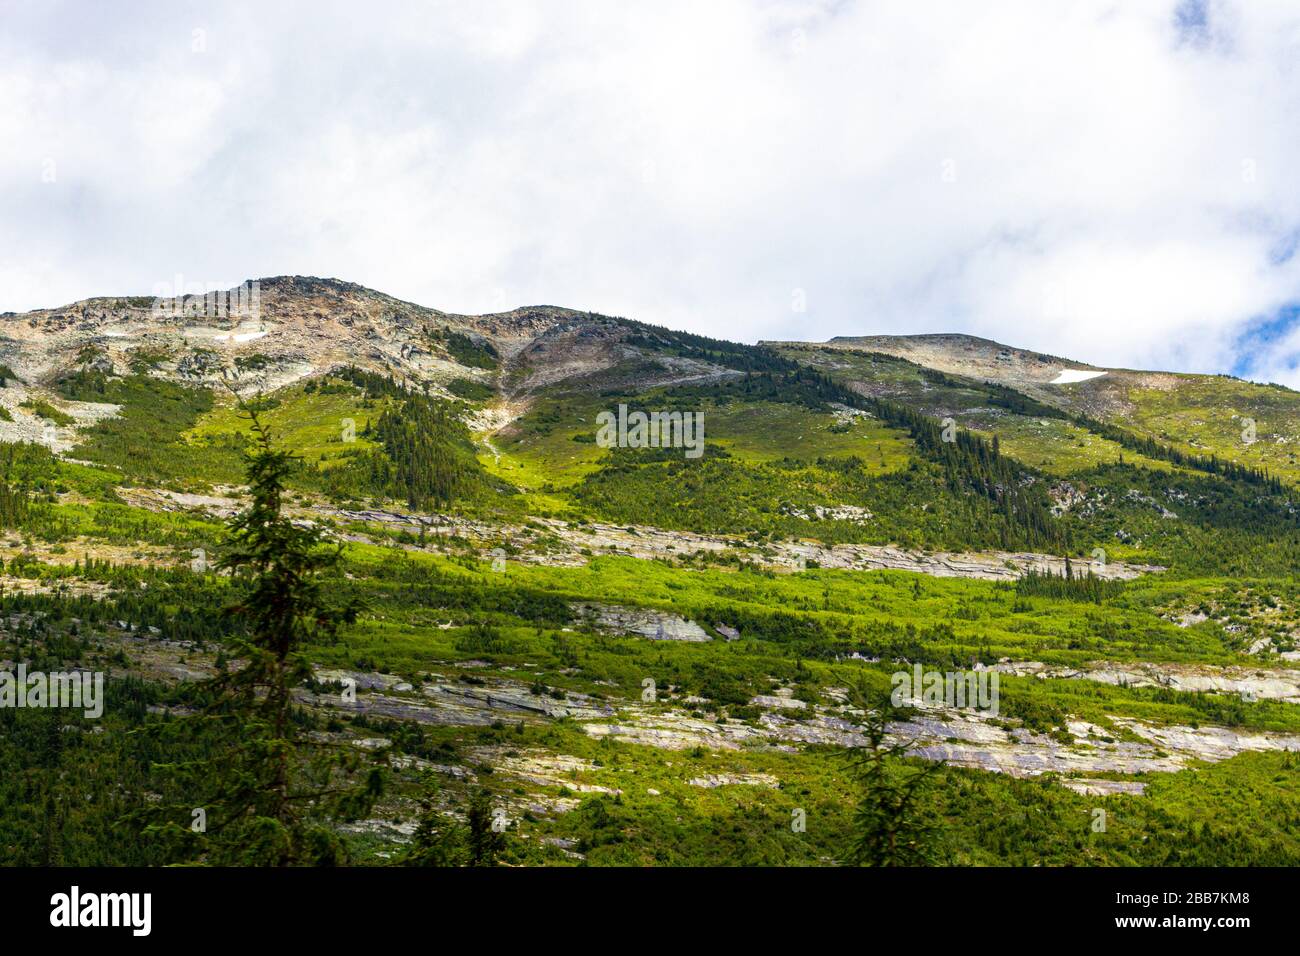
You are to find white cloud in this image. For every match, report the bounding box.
[2,0,1299,381]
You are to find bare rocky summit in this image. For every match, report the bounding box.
[0,275,738,447]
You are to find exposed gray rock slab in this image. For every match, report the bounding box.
[572,602,711,641]
[1059,778,1147,797]
[997,659,1300,703]
[688,772,779,788]
[581,697,1300,783]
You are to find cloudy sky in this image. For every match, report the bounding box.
[3,0,1300,383]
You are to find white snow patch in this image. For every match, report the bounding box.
[1051,368,1107,384]
[182,324,270,344]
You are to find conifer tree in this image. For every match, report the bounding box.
[141,400,380,865]
[843,682,945,866]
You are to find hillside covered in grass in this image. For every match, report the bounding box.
[2,281,1299,868]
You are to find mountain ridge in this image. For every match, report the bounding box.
[3,276,1298,489]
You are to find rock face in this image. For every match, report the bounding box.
[302,668,616,727]
[477,749,621,795]
[996,660,1300,704]
[688,773,779,789]
[782,504,873,523]
[124,621,1300,789]
[547,518,1159,580]
[1059,779,1147,797]
[81,619,1300,801]
[1113,718,1300,762]
[573,603,711,642]
[779,542,1158,580]
[580,695,1300,782]
[751,694,807,711]
[804,333,1097,387]
[118,488,1164,585]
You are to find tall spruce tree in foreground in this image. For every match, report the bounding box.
[143,402,380,865]
[843,681,945,866]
